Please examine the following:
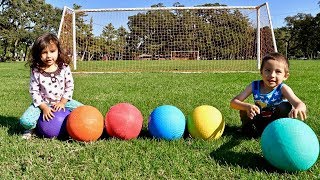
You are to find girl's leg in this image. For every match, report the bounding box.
[20,104,41,130]
[65,99,84,111]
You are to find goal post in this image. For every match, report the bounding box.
[58,3,277,72]
[58,6,77,69]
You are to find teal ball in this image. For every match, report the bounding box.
[261,118,319,171]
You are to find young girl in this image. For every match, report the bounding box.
[20,33,83,139]
[230,52,307,138]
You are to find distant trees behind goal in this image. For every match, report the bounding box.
[59,3,275,62]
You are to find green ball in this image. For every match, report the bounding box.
[261,118,319,171]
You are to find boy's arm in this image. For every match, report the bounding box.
[230,83,260,119]
[281,84,307,120]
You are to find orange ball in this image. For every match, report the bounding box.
[67,105,104,142]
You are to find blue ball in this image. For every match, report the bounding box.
[261,118,319,171]
[148,105,186,140]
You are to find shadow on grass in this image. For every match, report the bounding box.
[137,126,191,140]
[209,125,280,173]
[0,115,24,136]
[139,128,153,139]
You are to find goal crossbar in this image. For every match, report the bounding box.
[76,5,263,13]
[58,2,277,72]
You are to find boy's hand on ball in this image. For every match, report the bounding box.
[289,108,307,121]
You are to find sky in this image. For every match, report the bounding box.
[46,0,320,28]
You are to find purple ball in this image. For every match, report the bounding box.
[37,109,71,138]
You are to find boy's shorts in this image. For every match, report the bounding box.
[239,102,292,138]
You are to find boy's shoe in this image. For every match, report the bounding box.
[22,129,35,140]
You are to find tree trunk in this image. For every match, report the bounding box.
[11,39,19,61]
[24,43,29,61]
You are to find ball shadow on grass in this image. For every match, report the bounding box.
[209,125,281,173]
[138,128,153,139]
[137,124,197,140]
[0,115,74,141]
[0,115,24,136]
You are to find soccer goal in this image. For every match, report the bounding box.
[171,51,200,60]
[58,3,277,72]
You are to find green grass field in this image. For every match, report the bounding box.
[73,59,258,72]
[0,60,319,179]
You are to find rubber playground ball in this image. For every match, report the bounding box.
[261,118,319,172]
[148,105,186,140]
[66,105,104,142]
[105,103,143,140]
[37,109,71,138]
[187,105,224,140]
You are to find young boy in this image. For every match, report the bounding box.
[230,52,307,137]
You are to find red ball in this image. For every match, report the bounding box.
[67,105,104,142]
[105,103,143,140]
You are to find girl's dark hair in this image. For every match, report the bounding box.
[28,33,71,69]
[260,52,289,73]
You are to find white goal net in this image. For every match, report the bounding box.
[171,51,200,60]
[58,3,277,72]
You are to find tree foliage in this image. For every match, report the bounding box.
[1,1,319,62]
[116,3,257,60]
[0,0,61,61]
[276,12,320,59]
[69,2,320,60]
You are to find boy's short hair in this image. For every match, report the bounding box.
[260,52,289,73]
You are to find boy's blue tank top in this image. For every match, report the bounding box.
[252,80,286,108]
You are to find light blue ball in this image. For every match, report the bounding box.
[148,105,186,140]
[261,118,319,171]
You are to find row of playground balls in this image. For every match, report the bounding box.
[37,103,320,172]
[37,103,224,141]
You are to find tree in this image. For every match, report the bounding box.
[100,23,117,60]
[274,27,290,57]
[285,13,317,58]
[313,13,320,58]
[70,4,95,61]
[114,26,128,60]
[194,3,256,60]
[126,3,255,60]
[0,0,61,61]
